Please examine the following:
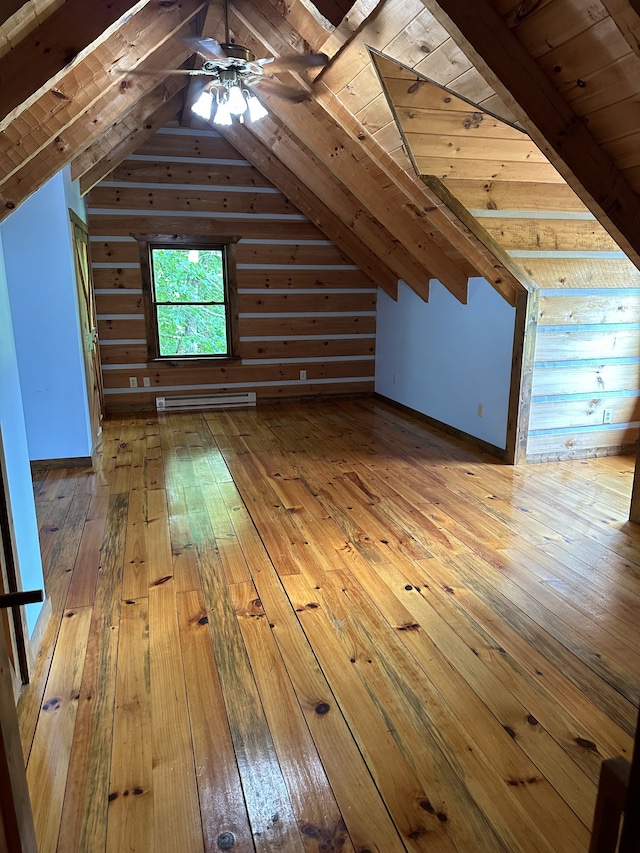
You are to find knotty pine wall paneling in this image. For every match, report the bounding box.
[524,256,640,461]
[88,125,376,411]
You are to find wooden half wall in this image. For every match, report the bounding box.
[524,258,640,462]
[88,124,377,411]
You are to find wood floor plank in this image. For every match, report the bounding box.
[306,565,586,853]
[20,490,92,759]
[122,487,149,600]
[56,492,128,853]
[341,554,596,831]
[216,480,408,853]
[149,577,203,853]
[409,556,635,762]
[185,483,306,853]
[286,568,502,853]
[26,606,92,853]
[176,589,254,853]
[106,597,153,853]
[230,580,356,853]
[23,399,640,853]
[65,488,110,610]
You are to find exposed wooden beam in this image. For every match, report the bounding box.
[420,0,640,270]
[217,119,399,297]
[0,0,148,123]
[75,90,185,195]
[230,0,470,303]
[313,79,527,303]
[0,0,205,187]
[420,176,531,306]
[241,112,432,298]
[0,39,194,220]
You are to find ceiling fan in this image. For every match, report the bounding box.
[186,33,328,124]
[135,0,329,126]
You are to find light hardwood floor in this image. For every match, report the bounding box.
[19,398,640,852]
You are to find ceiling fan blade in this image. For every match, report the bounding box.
[258,53,329,74]
[253,79,310,103]
[118,67,215,76]
[184,35,228,61]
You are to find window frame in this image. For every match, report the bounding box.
[135,233,240,363]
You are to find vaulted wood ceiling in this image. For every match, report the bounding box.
[2,0,640,305]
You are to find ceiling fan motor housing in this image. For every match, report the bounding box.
[221,43,256,63]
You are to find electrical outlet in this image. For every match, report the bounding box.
[129,376,138,388]
[477,403,484,418]
[300,369,307,380]
[393,373,397,385]
[143,377,151,387]
[603,409,613,424]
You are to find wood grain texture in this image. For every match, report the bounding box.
[19,399,639,852]
[89,123,380,414]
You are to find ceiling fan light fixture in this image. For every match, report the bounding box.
[213,95,233,126]
[227,84,247,116]
[246,92,268,122]
[192,89,213,120]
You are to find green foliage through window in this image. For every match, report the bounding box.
[151,247,229,357]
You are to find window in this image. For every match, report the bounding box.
[137,235,239,360]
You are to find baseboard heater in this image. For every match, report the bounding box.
[156,392,256,412]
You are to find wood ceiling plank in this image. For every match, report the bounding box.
[412,36,473,86]
[0,0,148,123]
[420,0,640,269]
[555,51,640,118]
[381,8,450,69]
[318,0,425,92]
[404,131,549,164]
[76,93,186,195]
[231,0,310,58]
[72,75,187,182]
[0,38,195,219]
[379,72,505,116]
[391,106,522,141]
[443,179,588,213]
[537,17,629,86]
[478,92,519,123]
[445,66,501,107]
[0,0,205,184]
[507,0,609,60]
[317,81,529,302]
[412,154,564,184]
[600,0,640,60]
[583,97,640,145]
[355,92,395,135]
[261,0,329,52]
[481,216,620,253]
[337,62,382,112]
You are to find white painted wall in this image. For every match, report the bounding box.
[0,233,45,633]
[375,278,516,449]
[1,168,92,461]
